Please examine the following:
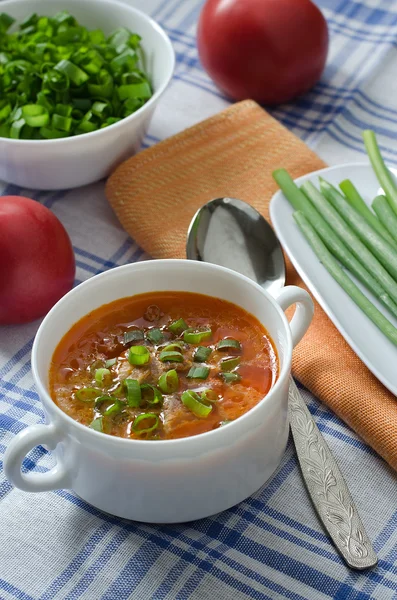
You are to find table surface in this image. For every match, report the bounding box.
[1,1,397,599]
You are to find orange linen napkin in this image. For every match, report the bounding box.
[106,100,397,471]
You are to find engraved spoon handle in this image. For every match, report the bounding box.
[288,378,378,570]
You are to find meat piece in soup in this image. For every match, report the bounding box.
[49,292,278,440]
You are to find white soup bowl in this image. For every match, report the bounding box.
[0,0,174,189]
[4,260,313,523]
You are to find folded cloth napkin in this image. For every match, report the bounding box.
[106,99,397,472]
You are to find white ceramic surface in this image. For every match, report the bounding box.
[0,0,174,190]
[4,260,313,523]
[270,162,397,397]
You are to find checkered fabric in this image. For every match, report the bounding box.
[1,1,397,598]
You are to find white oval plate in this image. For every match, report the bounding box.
[270,162,397,397]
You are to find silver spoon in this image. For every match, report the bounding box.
[187,197,378,570]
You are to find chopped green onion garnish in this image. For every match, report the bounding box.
[0,12,152,140]
[193,346,212,362]
[181,390,213,418]
[162,342,184,353]
[187,366,210,380]
[220,372,241,384]
[55,59,89,86]
[128,346,150,365]
[220,357,240,372]
[104,399,125,416]
[183,328,212,344]
[158,369,179,394]
[141,384,163,405]
[105,358,117,368]
[124,378,141,407]
[75,387,100,402]
[95,367,111,385]
[169,318,188,335]
[159,350,184,363]
[21,104,49,127]
[132,413,159,435]
[89,417,103,432]
[216,338,241,351]
[201,389,218,403]
[124,329,144,344]
[95,395,116,410]
[146,328,163,344]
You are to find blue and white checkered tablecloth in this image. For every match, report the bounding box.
[1,0,397,598]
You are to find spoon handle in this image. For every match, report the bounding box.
[288,378,378,570]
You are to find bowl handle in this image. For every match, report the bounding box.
[274,286,314,348]
[4,423,70,492]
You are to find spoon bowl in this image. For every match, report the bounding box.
[186,197,286,296]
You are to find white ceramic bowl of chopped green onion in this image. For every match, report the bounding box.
[0,0,175,189]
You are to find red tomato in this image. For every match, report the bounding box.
[0,196,75,325]
[197,0,329,105]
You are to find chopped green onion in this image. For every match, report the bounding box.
[128,346,150,365]
[89,417,103,432]
[117,81,151,100]
[132,413,159,435]
[183,328,212,344]
[10,118,26,139]
[124,378,141,407]
[201,389,218,403]
[161,343,184,353]
[169,318,188,335]
[105,358,117,368]
[158,369,179,394]
[159,350,184,363]
[21,104,49,127]
[187,366,210,380]
[124,329,144,344]
[0,12,152,140]
[216,338,241,351]
[95,395,116,410]
[141,384,163,405]
[181,390,212,418]
[75,387,100,402]
[51,113,72,132]
[146,328,163,344]
[221,357,240,372]
[104,399,125,416]
[220,373,241,384]
[94,368,111,385]
[193,346,212,362]
[55,59,89,86]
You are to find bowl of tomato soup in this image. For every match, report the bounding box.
[4,260,313,522]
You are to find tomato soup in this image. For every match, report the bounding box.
[49,292,278,440]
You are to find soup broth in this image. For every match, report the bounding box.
[49,291,278,440]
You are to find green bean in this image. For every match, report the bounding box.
[320,179,397,281]
[372,195,397,244]
[294,211,397,347]
[339,179,397,249]
[363,130,397,217]
[272,169,397,317]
